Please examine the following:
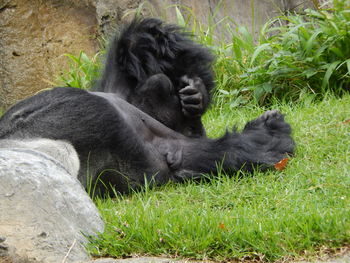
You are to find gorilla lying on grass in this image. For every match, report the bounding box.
[0,18,294,195]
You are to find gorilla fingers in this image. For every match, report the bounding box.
[179,75,209,118]
[131,73,206,137]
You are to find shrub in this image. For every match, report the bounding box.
[240,0,350,104]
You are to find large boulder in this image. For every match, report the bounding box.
[0,146,104,263]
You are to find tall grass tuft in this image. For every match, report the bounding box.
[240,0,350,104]
[57,51,102,90]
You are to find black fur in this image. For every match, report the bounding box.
[95,18,215,137]
[0,87,294,195]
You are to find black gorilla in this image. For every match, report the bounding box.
[0,87,294,194]
[95,18,214,137]
[0,18,295,195]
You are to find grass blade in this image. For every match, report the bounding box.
[175,7,186,27]
[250,43,271,66]
[304,29,322,56]
[322,61,341,89]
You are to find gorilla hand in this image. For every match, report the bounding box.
[179,76,209,118]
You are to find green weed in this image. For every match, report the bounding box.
[240,0,350,104]
[56,51,102,90]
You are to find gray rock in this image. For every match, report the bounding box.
[95,0,143,36]
[0,148,104,263]
[0,138,80,178]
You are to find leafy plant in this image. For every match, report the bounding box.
[180,0,350,105]
[241,0,350,104]
[57,51,102,90]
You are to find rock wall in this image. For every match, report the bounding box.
[0,0,319,109]
[0,0,98,109]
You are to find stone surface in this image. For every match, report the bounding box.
[95,0,143,36]
[0,0,98,109]
[0,138,80,178]
[95,0,319,40]
[0,148,104,263]
[146,0,284,40]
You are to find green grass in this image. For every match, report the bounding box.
[87,94,350,262]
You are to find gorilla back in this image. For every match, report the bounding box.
[0,87,295,195]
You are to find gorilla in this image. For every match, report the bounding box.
[0,87,294,195]
[95,18,214,137]
[0,18,295,196]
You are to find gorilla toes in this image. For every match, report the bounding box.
[244,109,291,136]
[259,109,281,121]
[179,76,206,117]
[259,110,295,156]
[262,110,292,136]
[241,110,295,159]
